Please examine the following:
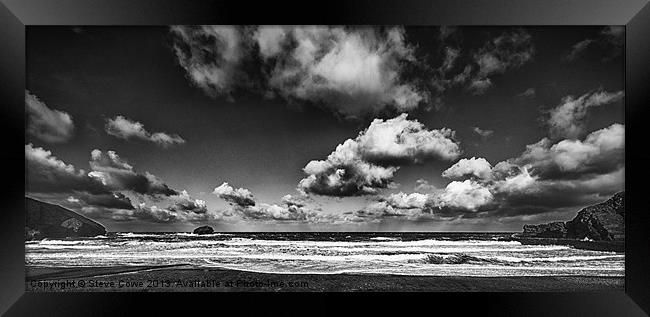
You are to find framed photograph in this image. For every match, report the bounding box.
[1,0,649,315]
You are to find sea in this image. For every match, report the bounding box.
[25,232,625,277]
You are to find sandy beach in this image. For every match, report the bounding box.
[25,265,624,292]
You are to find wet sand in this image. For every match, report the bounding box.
[25,265,624,292]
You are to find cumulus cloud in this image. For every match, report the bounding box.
[25,91,74,143]
[106,116,185,148]
[514,123,624,180]
[88,149,179,197]
[383,192,430,209]
[433,180,495,212]
[263,26,429,118]
[213,184,315,221]
[442,157,493,180]
[547,89,624,139]
[564,26,624,62]
[350,122,624,221]
[171,25,428,118]
[414,179,438,193]
[298,114,460,196]
[213,182,256,207]
[168,190,208,214]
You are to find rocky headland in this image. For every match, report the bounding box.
[25,197,106,240]
[514,192,625,252]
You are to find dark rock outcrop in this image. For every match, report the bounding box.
[522,221,567,238]
[193,226,214,234]
[25,197,106,240]
[565,192,625,241]
[518,192,624,242]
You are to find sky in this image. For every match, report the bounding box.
[25,26,624,232]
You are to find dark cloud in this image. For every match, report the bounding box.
[26,144,192,222]
[25,91,74,143]
[71,192,135,210]
[429,28,535,107]
[467,29,534,95]
[516,88,536,99]
[89,149,179,197]
[170,26,251,98]
[564,26,624,62]
[26,143,109,195]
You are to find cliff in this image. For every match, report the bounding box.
[25,197,107,240]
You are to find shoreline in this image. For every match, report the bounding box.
[26,265,625,292]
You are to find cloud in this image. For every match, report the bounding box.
[68,192,135,210]
[213,184,315,221]
[414,179,438,193]
[168,190,208,214]
[170,26,248,98]
[262,26,428,118]
[26,145,220,224]
[252,26,288,60]
[213,182,256,207]
[516,88,536,98]
[433,180,495,212]
[564,26,624,62]
[383,192,430,209]
[26,144,136,213]
[472,126,494,138]
[348,122,624,221]
[442,157,493,180]
[465,29,534,95]
[430,29,535,102]
[106,116,185,148]
[299,158,398,197]
[298,114,460,196]
[474,29,535,76]
[547,89,624,139]
[25,91,74,143]
[26,143,108,195]
[565,39,594,62]
[514,123,624,180]
[171,26,428,118]
[88,149,179,197]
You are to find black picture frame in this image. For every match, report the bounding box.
[1,0,649,315]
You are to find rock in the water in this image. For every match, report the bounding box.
[522,222,567,238]
[518,192,624,241]
[25,197,106,240]
[565,192,625,241]
[193,226,214,234]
